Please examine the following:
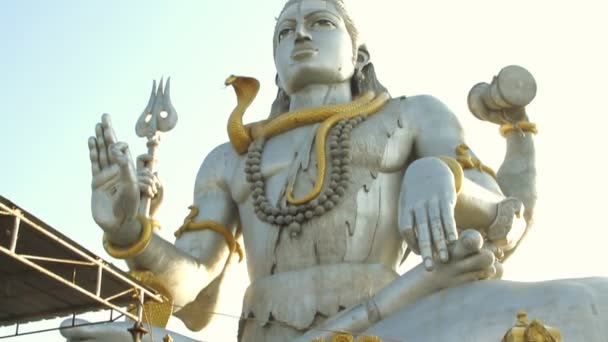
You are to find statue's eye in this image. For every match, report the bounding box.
[312,19,335,28]
[278,28,294,42]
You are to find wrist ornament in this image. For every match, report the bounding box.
[103,215,153,259]
[499,121,538,137]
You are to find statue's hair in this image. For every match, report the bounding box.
[270,0,389,117]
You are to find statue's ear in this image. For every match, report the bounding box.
[355,45,371,69]
[275,73,283,88]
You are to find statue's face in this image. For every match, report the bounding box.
[274,0,355,94]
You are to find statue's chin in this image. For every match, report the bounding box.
[280,65,353,95]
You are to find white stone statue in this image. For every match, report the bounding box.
[63,0,608,341]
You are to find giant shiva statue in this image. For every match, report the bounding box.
[63,0,608,341]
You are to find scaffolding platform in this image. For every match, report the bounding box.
[0,195,163,339]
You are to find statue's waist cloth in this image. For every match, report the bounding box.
[242,263,398,330]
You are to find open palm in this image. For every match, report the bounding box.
[89,114,139,237]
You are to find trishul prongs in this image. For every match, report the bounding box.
[136,77,178,139]
[135,77,178,217]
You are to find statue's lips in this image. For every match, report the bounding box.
[291,46,318,60]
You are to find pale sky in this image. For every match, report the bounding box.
[1,1,607,341]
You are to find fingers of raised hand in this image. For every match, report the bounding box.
[101,113,118,145]
[108,142,132,167]
[108,142,137,186]
[88,137,101,176]
[95,123,109,169]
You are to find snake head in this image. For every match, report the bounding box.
[135,77,178,138]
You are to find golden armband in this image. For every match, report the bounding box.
[455,143,497,179]
[437,156,464,194]
[103,215,153,259]
[175,206,244,262]
[500,121,538,137]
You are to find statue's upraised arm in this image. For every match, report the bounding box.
[128,143,240,313]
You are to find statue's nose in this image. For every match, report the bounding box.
[295,23,312,41]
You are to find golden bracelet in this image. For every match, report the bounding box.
[103,215,153,259]
[437,156,463,194]
[175,206,244,262]
[499,121,538,137]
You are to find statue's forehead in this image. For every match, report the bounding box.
[279,0,337,21]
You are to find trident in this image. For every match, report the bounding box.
[135,77,178,217]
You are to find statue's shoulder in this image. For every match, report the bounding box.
[396,94,461,130]
[201,142,239,165]
[195,142,239,185]
[398,94,451,115]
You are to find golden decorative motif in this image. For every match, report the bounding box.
[103,215,153,259]
[500,121,538,137]
[310,334,382,342]
[438,156,464,194]
[331,332,355,342]
[174,206,243,261]
[163,335,174,342]
[455,143,497,179]
[128,270,174,328]
[502,311,561,342]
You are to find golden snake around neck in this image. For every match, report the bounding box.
[225,75,389,205]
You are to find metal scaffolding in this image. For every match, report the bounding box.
[0,196,164,341]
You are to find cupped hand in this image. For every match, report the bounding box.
[432,229,499,289]
[399,157,459,270]
[136,154,164,217]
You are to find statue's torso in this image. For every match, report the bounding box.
[229,98,413,281]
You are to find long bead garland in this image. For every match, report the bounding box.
[244,115,365,237]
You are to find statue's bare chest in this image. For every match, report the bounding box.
[244,102,414,199]
[232,100,412,276]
